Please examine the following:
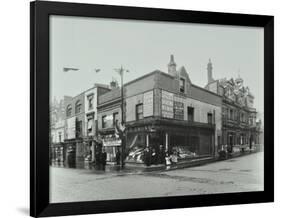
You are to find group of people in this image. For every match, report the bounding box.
[143,145,180,167]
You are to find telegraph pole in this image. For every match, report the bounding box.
[115,66,129,168]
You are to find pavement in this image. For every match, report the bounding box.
[50,151,264,203]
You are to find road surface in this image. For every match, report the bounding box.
[50,152,264,203]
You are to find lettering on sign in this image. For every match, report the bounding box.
[161,90,174,118]
[143,91,153,117]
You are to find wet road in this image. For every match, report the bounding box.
[50,152,264,203]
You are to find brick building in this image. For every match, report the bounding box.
[50,96,71,163]
[63,84,111,166]
[205,59,261,152]
[97,55,222,164]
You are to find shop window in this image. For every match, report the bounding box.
[87,94,94,110]
[75,100,82,114]
[187,107,194,122]
[207,113,213,124]
[113,112,119,126]
[180,78,185,93]
[66,104,72,117]
[136,104,143,120]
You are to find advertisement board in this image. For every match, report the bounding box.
[161,90,174,118]
[143,90,154,117]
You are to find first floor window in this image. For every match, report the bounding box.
[188,107,194,122]
[136,104,143,120]
[102,115,106,128]
[207,113,213,124]
[113,112,119,126]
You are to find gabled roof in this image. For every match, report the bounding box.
[178,66,191,84]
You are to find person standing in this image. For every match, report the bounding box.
[115,147,121,165]
[144,147,151,166]
[151,148,157,165]
[101,147,107,171]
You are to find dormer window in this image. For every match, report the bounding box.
[180,78,185,93]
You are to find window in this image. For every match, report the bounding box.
[241,113,244,122]
[102,115,113,128]
[76,120,82,138]
[102,115,107,128]
[207,113,213,124]
[230,109,233,120]
[187,107,194,122]
[136,104,143,120]
[113,112,119,126]
[66,105,72,117]
[87,94,94,110]
[75,100,82,114]
[58,132,62,142]
[87,118,93,134]
[180,78,185,93]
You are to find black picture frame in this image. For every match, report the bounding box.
[30,1,274,217]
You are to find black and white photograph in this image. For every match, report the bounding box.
[49,15,264,203]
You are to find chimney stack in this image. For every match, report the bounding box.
[207,58,214,83]
[168,54,177,77]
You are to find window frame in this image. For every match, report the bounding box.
[75,100,82,114]
[179,78,185,93]
[187,106,194,122]
[136,103,144,121]
[66,104,72,117]
[87,94,94,110]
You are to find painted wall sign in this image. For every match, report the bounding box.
[161,90,174,118]
[143,90,154,117]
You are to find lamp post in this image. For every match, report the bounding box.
[114,66,129,168]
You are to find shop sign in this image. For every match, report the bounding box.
[143,91,153,117]
[174,101,184,120]
[103,137,121,147]
[161,90,174,118]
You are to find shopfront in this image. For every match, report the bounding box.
[50,143,65,164]
[125,118,215,164]
[102,134,121,163]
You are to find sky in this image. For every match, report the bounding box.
[50,15,264,116]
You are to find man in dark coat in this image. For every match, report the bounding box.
[115,147,121,165]
[101,147,107,171]
[158,145,166,164]
[144,147,151,166]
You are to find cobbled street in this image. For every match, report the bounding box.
[50,152,264,203]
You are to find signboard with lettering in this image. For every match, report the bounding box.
[173,95,184,120]
[174,101,184,120]
[103,137,121,147]
[143,91,154,117]
[161,90,174,118]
